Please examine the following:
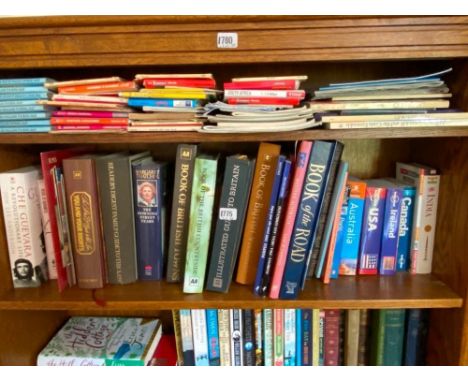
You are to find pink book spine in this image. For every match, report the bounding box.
[52,110,128,118]
[269,141,313,299]
[224,80,298,90]
[53,125,127,131]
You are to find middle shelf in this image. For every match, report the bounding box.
[0,273,461,312]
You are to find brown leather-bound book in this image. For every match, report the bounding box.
[63,155,106,289]
[235,142,281,285]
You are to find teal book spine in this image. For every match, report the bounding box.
[0,90,51,100]
[183,155,218,293]
[382,309,406,365]
[0,126,50,133]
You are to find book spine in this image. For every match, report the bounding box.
[345,309,360,365]
[123,91,206,100]
[0,91,50,100]
[339,181,367,276]
[358,309,370,366]
[358,186,387,275]
[183,156,218,293]
[312,309,320,366]
[404,309,429,366]
[58,81,136,94]
[230,309,243,366]
[370,310,385,365]
[53,125,126,131]
[254,309,263,366]
[206,309,221,366]
[132,162,165,280]
[52,110,127,118]
[236,142,281,285]
[379,187,403,275]
[296,309,302,366]
[318,310,325,366]
[382,309,406,366]
[37,178,57,279]
[224,89,305,99]
[179,309,195,366]
[0,78,49,86]
[206,157,254,292]
[224,80,298,90]
[0,86,47,93]
[143,78,216,88]
[263,309,274,366]
[96,156,138,284]
[0,111,50,120]
[218,309,231,366]
[0,169,47,288]
[273,309,284,366]
[257,159,292,296]
[166,144,197,282]
[191,309,210,366]
[301,309,312,366]
[0,126,50,133]
[253,155,285,295]
[283,309,296,366]
[242,309,255,366]
[326,118,462,129]
[37,356,105,366]
[396,187,416,271]
[324,309,341,366]
[50,117,128,125]
[0,104,50,113]
[171,310,185,366]
[330,185,349,279]
[226,97,300,106]
[269,141,312,298]
[63,158,106,289]
[0,119,51,127]
[339,310,346,366]
[128,98,199,108]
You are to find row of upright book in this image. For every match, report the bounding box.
[173,308,430,366]
[0,140,440,300]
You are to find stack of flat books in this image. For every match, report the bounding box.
[310,68,468,129]
[122,74,215,132]
[0,77,55,133]
[41,77,134,133]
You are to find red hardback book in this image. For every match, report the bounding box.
[226,97,301,106]
[51,117,129,126]
[324,309,341,366]
[52,111,128,118]
[52,125,127,132]
[143,78,216,89]
[224,79,299,90]
[149,334,178,366]
[40,148,85,291]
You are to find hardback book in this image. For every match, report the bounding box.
[273,309,284,366]
[53,110,128,118]
[230,309,244,366]
[324,309,341,366]
[283,309,296,366]
[37,316,162,366]
[345,309,360,365]
[312,309,320,366]
[254,155,285,295]
[358,309,371,366]
[224,79,301,90]
[206,155,255,292]
[171,310,185,366]
[132,158,168,281]
[395,184,416,271]
[339,310,346,365]
[296,309,302,366]
[358,184,387,275]
[0,166,48,288]
[50,117,129,126]
[206,309,221,366]
[404,309,429,366]
[96,152,149,284]
[330,183,349,280]
[254,309,263,366]
[269,141,312,299]
[304,141,344,283]
[41,148,83,291]
[301,309,313,366]
[396,162,440,274]
[143,78,216,89]
[191,309,210,366]
[63,155,107,289]
[149,334,178,366]
[236,142,281,285]
[218,309,231,366]
[338,179,367,276]
[166,144,198,283]
[183,155,218,293]
[256,158,292,296]
[37,178,57,280]
[179,309,195,366]
[263,309,274,366]
[318,310,325,366]
[370,309,406,366]
[242,309,256,366]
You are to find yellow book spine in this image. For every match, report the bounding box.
[312,309,320,366]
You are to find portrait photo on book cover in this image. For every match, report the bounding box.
[137,180,158,207]
[12,256,47,288]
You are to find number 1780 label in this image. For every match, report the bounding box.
[217,32,238,49]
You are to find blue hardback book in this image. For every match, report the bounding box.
[0,119,50,127]
[253,155,285,295]
[206,309,221,366]
[128,98,199,108]
[295,309,302,366]
[132,158,167,280]
[0,112,51,121]
[0,90,52,101]
[396,185,416,271]
[330,187,348,279]
[404,309,429,365]
[0,126,50,133]
[0,77,53,87]
[301,309,312,366]
[280,140,336,299]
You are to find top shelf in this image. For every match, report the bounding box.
[1,126,467,144]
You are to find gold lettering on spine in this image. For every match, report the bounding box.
[70,192,95,255]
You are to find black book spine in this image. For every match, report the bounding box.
[242,309,256,366]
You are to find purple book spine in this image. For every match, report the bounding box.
[379,188,402,275]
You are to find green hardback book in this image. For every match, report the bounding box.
[183,155,218,293]
[37,316,162,366]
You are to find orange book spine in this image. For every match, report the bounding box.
[58,81,137,94]
[235,142,281,285]
[51,117,129,126]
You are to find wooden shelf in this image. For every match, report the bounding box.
[1,126,468,145]
[0,274,461,312]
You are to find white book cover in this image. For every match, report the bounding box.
[283,309,296,366]
[179,309,195,365]
[0,166,48,288]
[191,309,210,366]
[396,163,440,274]
[224,89,305,99]
[218,309,231,366]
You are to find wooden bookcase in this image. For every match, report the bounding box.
[0,16,466,366]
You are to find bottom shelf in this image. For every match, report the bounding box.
[0,273,462,311]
